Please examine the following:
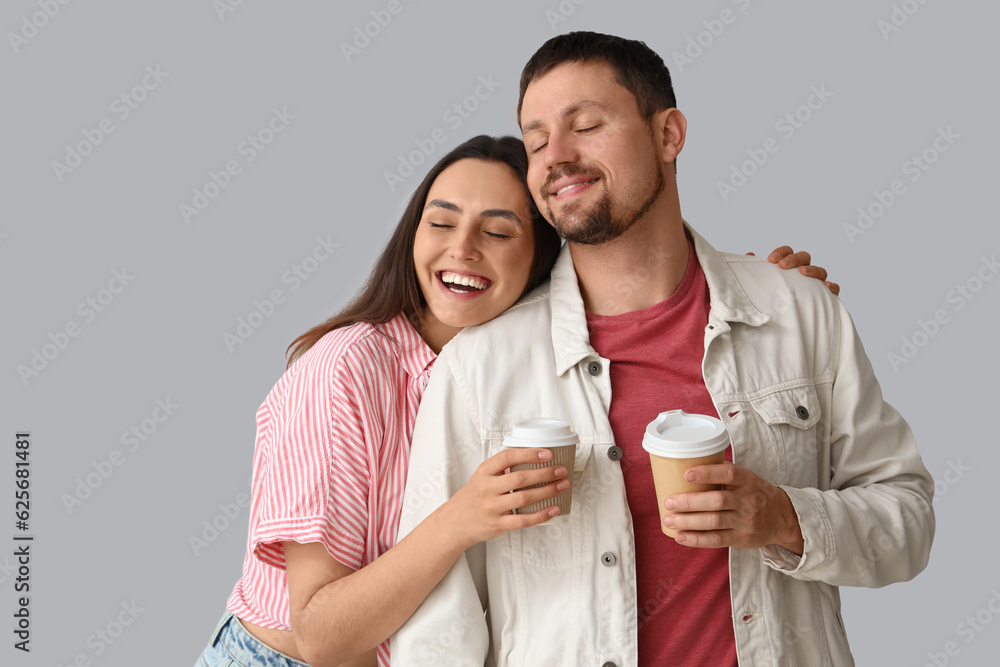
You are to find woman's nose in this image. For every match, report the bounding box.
[448,228,481,261]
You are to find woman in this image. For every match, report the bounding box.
[196,135,830,667]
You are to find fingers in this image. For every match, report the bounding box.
[801,264,840,291]
[502,466,569,494]
[663,509,731,532]
[665,489,729,513]
[481,447,552,475]
[497,504,563,531]
[778,250,811,269]
[505,478,571,513]
[767,245,793,263]
[797,264,829,283]
[474,464,569,518]
[673,529,731,548]
[683,462,741,486]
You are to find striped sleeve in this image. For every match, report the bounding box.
[251,329,380,572]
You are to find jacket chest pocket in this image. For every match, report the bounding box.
[748,384,823,487]
[487,438,592,571]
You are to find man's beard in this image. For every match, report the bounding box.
[544,162,665,246]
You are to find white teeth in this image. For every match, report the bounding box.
[556,179,596,196]
[440,271,488,291]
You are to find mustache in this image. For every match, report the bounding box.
[542,165,603,198]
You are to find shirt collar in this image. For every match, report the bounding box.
[381,314,437,381]
[549,221,769,375]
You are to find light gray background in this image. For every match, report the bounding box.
[2,1,997,665]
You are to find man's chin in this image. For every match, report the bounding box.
[559,222,626,246]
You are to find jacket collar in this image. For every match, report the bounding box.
[687,223,770,329]
[550,221,770,375]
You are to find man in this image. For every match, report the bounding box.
[392,32,933,666]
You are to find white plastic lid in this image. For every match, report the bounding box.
[642,410,729,458]
[504,418,579,447]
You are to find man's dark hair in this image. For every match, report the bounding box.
[517,31,677,123]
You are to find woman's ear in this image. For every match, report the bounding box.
[653,108,687,166]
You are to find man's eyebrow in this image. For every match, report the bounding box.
[521,100,609,133]
[425,199,461,213]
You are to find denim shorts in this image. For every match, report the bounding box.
[195,611,310,667]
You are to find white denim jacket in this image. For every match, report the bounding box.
[391,225,934,667]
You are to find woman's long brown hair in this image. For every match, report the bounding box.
[285,135,562,367]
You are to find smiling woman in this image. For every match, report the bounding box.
[413,159,538,353]
[194,135,568,667]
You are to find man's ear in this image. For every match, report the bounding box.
[653,108,687,165]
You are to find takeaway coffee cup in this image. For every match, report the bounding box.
[505,418,578,515]
[642,410,730,537]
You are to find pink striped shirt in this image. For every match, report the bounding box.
[226,314,435,666]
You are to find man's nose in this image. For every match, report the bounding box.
[543,129,579,169]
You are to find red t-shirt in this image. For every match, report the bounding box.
[586,242,737,666]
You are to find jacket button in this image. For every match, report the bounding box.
[587,361,602,376]
[600,552,616,567]
[795,405,809,420]
[602,662,617,667]
[607,446,623,461]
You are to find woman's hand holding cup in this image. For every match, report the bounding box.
[441,447,570,550]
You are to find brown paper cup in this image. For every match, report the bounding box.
[510,443,576,515]
[649,450,725,537]
[643,410,731,539]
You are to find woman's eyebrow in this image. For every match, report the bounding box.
[426,199,522,225]
[425,199,461,212]
[480,209,523,225]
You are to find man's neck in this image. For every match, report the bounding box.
[569,210,689,316]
